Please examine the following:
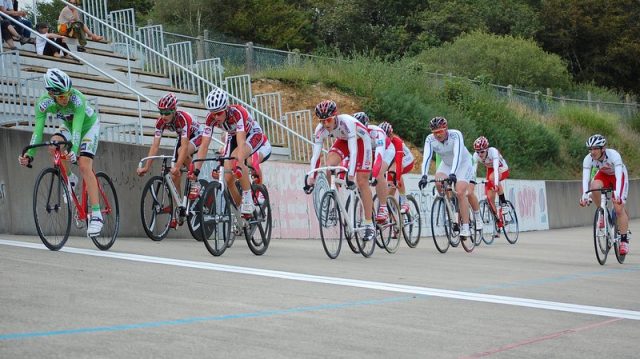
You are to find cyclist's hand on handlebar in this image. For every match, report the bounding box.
[418,175,429,190]
[18,154,33,167]
[303,184,314,194]
[169,166,180,177]
[66,151,77,164]
[188,168,200,181]
[579,193,591,207]
[448,173,457,184]
[613,196,623,205]
[136,166,148,177]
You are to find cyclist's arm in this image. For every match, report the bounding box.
[346,134,358,177]
[421,137,434,177]
[450,131,464,174]
[490,149,500,188]
[581,154,592,194]
[69,95,87,155]
[471,152,479,178]
[194,135,211,171]
[26,101,49,158]
[235,130,248,164]
[609,150,625,200]
[391,136,405,182]
[309,123,326,173]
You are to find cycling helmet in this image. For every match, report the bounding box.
[353,112,369,126]
[44,68,72,94]
[315,100,337,119]
[158,93,178,111]
[379,121,393,136]
[586,134,606,148]
[429,116,448,130]
[473,136,489,151]
[205,88,228,112]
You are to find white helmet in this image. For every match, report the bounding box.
[586,134,606,148]
[205,88,228,112]
[44,68,72,94]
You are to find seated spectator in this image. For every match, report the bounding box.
[57,0,103,52]
[3,0,33,40]
[1,17,24,49]
[35,22,71,58]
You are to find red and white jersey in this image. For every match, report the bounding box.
[309,114,371,176]
[582,148,627,198]
[154,110,202,140]
[203,104,262,138]
[472,147,508,170]
[366,124,391,159]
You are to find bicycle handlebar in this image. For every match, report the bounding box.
[304,166,348,193]
[21,141,73,168]
[137,155,175,168]
[585,188,614,194]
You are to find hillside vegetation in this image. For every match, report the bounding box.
[255,36,640,180]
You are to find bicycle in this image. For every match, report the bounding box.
[372,171,415,253]
[195,156,272,256]
[21,141,119,251]
[586,188,627,265]
[478,181,519,245]
[429,178,478,253]
[138,155,207,242]
[305,166,375,259]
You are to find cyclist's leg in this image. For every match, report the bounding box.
[355,139,374,222]
[615,170,629,237]
[251,136,271,184]
[51,128,73,177]
[374,161,390,222]
[77,121,102,234]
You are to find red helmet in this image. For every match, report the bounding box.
[158,93,178,111]
[429,116,448,130]
[315,100,337,119]
[473,136,489,151]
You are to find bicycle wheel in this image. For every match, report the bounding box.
[401,195,421,248]
[200,181,231,256]
[372,194,386,249]
[593,207,609,265]
[380,196,402,254]
[430,196,451,253]
[502,201,519,244]
[614,222,626,264]
[188,179,209,242]
[345,193,360,254]
[89,172,119,250]
[319,190,343,259]
[354,194,375,258]
[479,200,497,245]
[244,184,272,256]
[33,167,71,251]
[449,196,460,248]
[140,176,173,241]
[460,203,476,253]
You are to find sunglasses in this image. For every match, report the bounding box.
[432,129,446,135]
[159,109,175,115]
[476,150,487,154]
[318,116,335,122]
[49,91,71,100]
[209,109,226,117]
[589,147,603,151]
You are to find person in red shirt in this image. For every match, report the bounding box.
[378,122,415,213]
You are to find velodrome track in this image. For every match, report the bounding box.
[1,221,639,358]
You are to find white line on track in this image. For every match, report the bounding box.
[2,238,639,321]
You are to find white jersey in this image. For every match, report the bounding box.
[367,124,391,162]
[472,147,509,187]
[421,129,472,176]
[309,114,372,177]
[582,148,627,199]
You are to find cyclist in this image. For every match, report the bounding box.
[307,100,375,242]
[378,121,416,214]
[136,93,203,228]
[192,87,271,215]
[353,111,392,223]
[579,134,630,255]
[18,68,103,236]
[473,136,510,213]
[418,116,476,238]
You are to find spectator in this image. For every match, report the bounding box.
[1,17,24,49]
[1,0,32,48]
[57,0,103,52]
[35,22,71,58]
[5,0,33,40]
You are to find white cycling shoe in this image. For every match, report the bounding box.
[87,216,103,236]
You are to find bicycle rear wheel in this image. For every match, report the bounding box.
[380,196,402,254]
[140,176,173,241]
[479,200,497,245]
[430,196,451,253]
[401,195,421,248]
[244,184,272,256]
[33,167,71,251]
[502,201,519,244]
[354,194,375,258]
[200,181,231,256]
[593,207,609,265]
[319,190,343,259]
[614,223,626,264]
[90,172,119,250]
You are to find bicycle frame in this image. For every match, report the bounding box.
[138,155,194,218]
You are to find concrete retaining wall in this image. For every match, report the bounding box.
[1,127,637,237]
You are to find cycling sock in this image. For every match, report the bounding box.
[91,205,102,219]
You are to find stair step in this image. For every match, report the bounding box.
[144,83,198,96]
[22,65,115,84]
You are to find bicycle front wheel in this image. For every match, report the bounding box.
[244,184,272,256]
[380,196,402,254]
[188,179,209,242]
[593,207,609,265]
[502,201,519,244]
[33,167,71,251]
[200,181,231,257]
[354,194,375,258]
[90,172,119,250]
[319,190,343,259]
[430,196,451,253]
[479,200,497,245]
[460,203,476,253]
[401,195,421,248]
[140,176,173,241]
